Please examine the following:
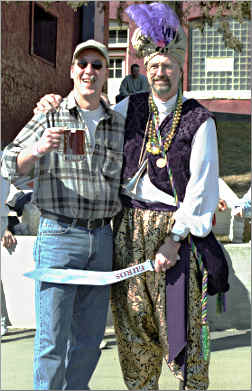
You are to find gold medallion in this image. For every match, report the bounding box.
[156,157,167,168]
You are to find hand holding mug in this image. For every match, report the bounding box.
[35,127,65,156]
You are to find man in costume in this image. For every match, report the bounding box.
[111,3,229,390]
[31,4,229,390]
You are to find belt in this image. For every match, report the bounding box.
[41,211,111,230]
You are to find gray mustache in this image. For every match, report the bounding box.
[153,78,170,82]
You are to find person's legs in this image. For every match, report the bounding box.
[1,281,8,336]
[34,280,77,390]
[33,218,112,390]
[1,216,8,239]
[65,224,112,389]
[112,278,163,390]
[1,218,13,337]
[33,217,85,390]
[111,208,174,390]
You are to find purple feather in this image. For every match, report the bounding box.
[126,3,180,47]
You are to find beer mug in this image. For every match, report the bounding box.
[58,128,86,161]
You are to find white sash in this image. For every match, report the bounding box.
[24,259,154,285]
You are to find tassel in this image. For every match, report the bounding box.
[201,323,210,361]
[216,292,226,314]
[216,293,222,313]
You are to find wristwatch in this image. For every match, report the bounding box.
[32,143,44,159]
[169,233,182,242]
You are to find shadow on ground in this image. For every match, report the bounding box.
[211,330,251,351]
[1,329,35,343]
[2,328,250,354]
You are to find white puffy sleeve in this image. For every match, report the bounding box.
[171,117,219,238]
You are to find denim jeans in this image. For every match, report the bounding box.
[33,217,113,390]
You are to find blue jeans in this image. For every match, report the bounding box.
[33,217,113,390]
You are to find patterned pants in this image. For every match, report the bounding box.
[111,208,209,390]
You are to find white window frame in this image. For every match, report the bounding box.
[188,19,251,99]
[109,21,129,48]
[109,57,124,79]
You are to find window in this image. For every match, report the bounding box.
[108,21,129,48]
[109,58,123,78]
[31,4,57,66]
[109,29,128,45]
[189,19,251,92]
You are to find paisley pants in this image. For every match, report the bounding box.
[111,207,209,390]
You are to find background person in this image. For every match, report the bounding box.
[218,179,251,218]
[0,173,29,335]
[1,150,34,336]
[1,172,12,337]
[218,185,251,242]
[1,214,18,336]
[234,186,251,218]
[116,63,150,103]
[1,40,125,390]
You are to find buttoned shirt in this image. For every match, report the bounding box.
[1,92,125,220]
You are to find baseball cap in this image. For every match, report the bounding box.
[72,39,109,65]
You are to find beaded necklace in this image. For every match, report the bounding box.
[146,90,183,168]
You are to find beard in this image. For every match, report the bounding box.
[151,77,172,98]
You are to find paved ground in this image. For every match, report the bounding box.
[1,327,251,390]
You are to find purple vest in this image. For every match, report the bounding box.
[122,92,215,205]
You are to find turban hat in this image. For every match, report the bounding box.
[126,2,187,69]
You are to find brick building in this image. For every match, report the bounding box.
[1,1,250,148]
[1,1,109,146]
[107,1,251,113]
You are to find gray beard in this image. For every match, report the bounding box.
[151,80,172,98]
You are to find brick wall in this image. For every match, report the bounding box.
[1,2,81,146]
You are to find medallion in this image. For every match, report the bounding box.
[156,157,167,168]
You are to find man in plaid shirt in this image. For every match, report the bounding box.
[1,40,125,390]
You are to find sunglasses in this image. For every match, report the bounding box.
[77,59,103,70]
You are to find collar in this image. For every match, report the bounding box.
[63,90,112,120]
[153,93,178,115]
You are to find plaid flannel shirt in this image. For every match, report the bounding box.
[1,92,125,220]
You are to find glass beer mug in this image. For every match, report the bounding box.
[58,128,86,161]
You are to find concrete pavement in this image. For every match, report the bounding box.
[1,326,250,390]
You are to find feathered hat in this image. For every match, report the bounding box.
[126,2,187,69]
